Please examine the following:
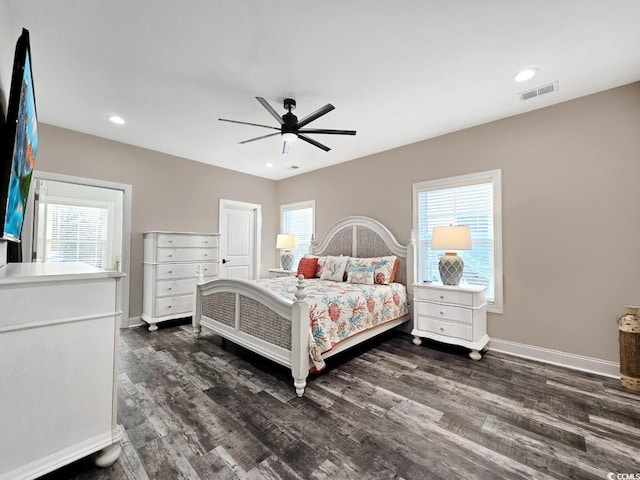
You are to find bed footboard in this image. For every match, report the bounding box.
[193,268,310,396]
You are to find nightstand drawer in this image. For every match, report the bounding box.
[417,316,473,341]
[415,287,475,306]
[416,302,473,324]
[155,295,193,317]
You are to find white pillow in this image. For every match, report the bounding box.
[320,256,349,282]
[347,265,375,285]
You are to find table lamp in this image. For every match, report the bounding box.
[430,226,472,285]
[276,234,298,271]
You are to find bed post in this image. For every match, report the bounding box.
[193,264,204,338]
[291,275,310,397]
[309,234,317,255]
[407,229,417,298]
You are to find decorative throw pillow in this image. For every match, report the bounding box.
[371,255,399,285]
[347,265,375,285]
[304,255,327,277]
[296,257,318,279]
[320,255,350,282]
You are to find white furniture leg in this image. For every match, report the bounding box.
[412,336,422,346]
[469,350,482,361]
[94,442,122,468]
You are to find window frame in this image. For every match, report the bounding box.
[280,200,316,270]
[412,169,503,313]
[37,195,114,268]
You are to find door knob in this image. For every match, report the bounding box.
[222,258,230,264]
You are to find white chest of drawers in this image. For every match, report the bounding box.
[411,283,490,360]
[142,231,220,331]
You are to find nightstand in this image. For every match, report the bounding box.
[411,283,489,360]
[267,268,297,278]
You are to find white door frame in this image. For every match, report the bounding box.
[23,171,133,327]
[218,199,261,280]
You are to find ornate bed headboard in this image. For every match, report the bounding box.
[309,216,416,294]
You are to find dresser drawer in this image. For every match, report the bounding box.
[157,247,217,263]
[417,316,473,341]
[415,287,477,307]
[416,302,473,324]
[156,278,196,297]
[156,234,219,248]
[155,295,193,317]
[156,262,218,280]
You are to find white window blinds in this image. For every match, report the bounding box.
[414,170,502,311]
[281,201,315,270]
[38,202,110,268]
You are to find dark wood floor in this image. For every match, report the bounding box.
[42,321,640,480]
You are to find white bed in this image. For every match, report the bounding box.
[192,216,416,397]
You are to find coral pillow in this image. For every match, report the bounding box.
[297,257,318,279]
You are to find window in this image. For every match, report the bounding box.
[36,199,112,268]
[413,170,503,312]
[280,200,315,270]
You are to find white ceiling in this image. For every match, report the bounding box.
[4,1,640,180]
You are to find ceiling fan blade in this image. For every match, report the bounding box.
[282,141,290,155]
[298,128,357,136]
[219,118,279,130]
[256,97,285,125]
[238,132,281,144]
[297,134,331,152]
[296,104,335,128]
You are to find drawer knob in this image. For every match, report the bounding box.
[168,270,172,274]
[440,311,444,315]
[440,327,444,331]
[204,254,208,257]
[167,305,172,309]
[168,287,172,291]
[168,254,173,258]
[203,269,208,272]
[169,240,173,243]
[440,295,444,299]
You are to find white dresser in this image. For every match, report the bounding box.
[411,283,489,360]
[142,231,220,331]
[0,262,124,480]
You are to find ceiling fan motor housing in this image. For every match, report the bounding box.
[283,98,296,111]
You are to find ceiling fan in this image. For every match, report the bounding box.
[219,97,356,154]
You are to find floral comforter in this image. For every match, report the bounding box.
[255,277,409,371]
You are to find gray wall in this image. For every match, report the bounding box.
[277,83,640,363]
[0,3,14,116]
[36,124,278,319]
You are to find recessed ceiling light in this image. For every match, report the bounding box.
[265,162,274,168]
[514,68,538,82]
[108,115,125,125]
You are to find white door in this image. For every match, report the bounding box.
[219,199,261,280]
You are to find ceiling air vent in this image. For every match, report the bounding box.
[519,81,559,101]
[288,165,300,170]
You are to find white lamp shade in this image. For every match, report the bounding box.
[431,226,472,251]
[276,234,298,249]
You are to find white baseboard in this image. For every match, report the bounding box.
[121,315,143,328]
[489,338,620,379]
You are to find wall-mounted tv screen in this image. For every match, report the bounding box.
[0,28,38,243]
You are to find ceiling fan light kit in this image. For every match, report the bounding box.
[219,97,356,154]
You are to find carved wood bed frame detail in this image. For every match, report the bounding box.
[193,216,416,397]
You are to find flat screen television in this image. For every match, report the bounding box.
[0,28,38,243]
